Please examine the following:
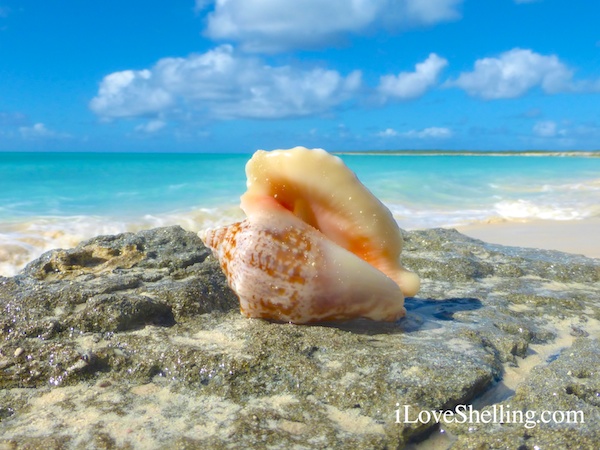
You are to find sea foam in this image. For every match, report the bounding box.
[0,207,244,277]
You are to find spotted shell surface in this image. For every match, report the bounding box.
[201,208,406,323]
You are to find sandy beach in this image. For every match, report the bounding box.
[456,218,600,259]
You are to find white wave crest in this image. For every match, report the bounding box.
[494,199,594,221]
[0,206,244,277]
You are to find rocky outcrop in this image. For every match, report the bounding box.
[0,226,598,449]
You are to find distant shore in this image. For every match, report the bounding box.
[455,218,600,258]
[334,149,600,157]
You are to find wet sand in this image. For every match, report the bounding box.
[456,218,600,258]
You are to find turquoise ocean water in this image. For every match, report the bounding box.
[1,151,599,275]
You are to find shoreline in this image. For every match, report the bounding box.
[335,150,600,157]
[1,217,599,278]
[455,218,600,259]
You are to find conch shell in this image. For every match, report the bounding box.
[200,147,419,323]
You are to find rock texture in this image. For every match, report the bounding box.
[0,226,599,449]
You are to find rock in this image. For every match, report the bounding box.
[0,226,238,389]
[0,226,599,449]
[444,338,600,449]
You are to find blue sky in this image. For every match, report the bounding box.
[1,0,599,152]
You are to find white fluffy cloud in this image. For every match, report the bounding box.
[90,70,173,118]
[448,48,574,99]
[200,0,463,52]
[90,45,362,120]
[378,53,447,100]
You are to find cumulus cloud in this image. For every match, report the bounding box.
[90,45,361,120]
[448,48,574,99]
[378,53,447,100]
[90,70,173,118]
[201,0,463,52]
[19,123,70,140]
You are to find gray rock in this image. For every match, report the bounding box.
[0,226,598,449]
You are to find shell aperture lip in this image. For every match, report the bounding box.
[245,147,420,297]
